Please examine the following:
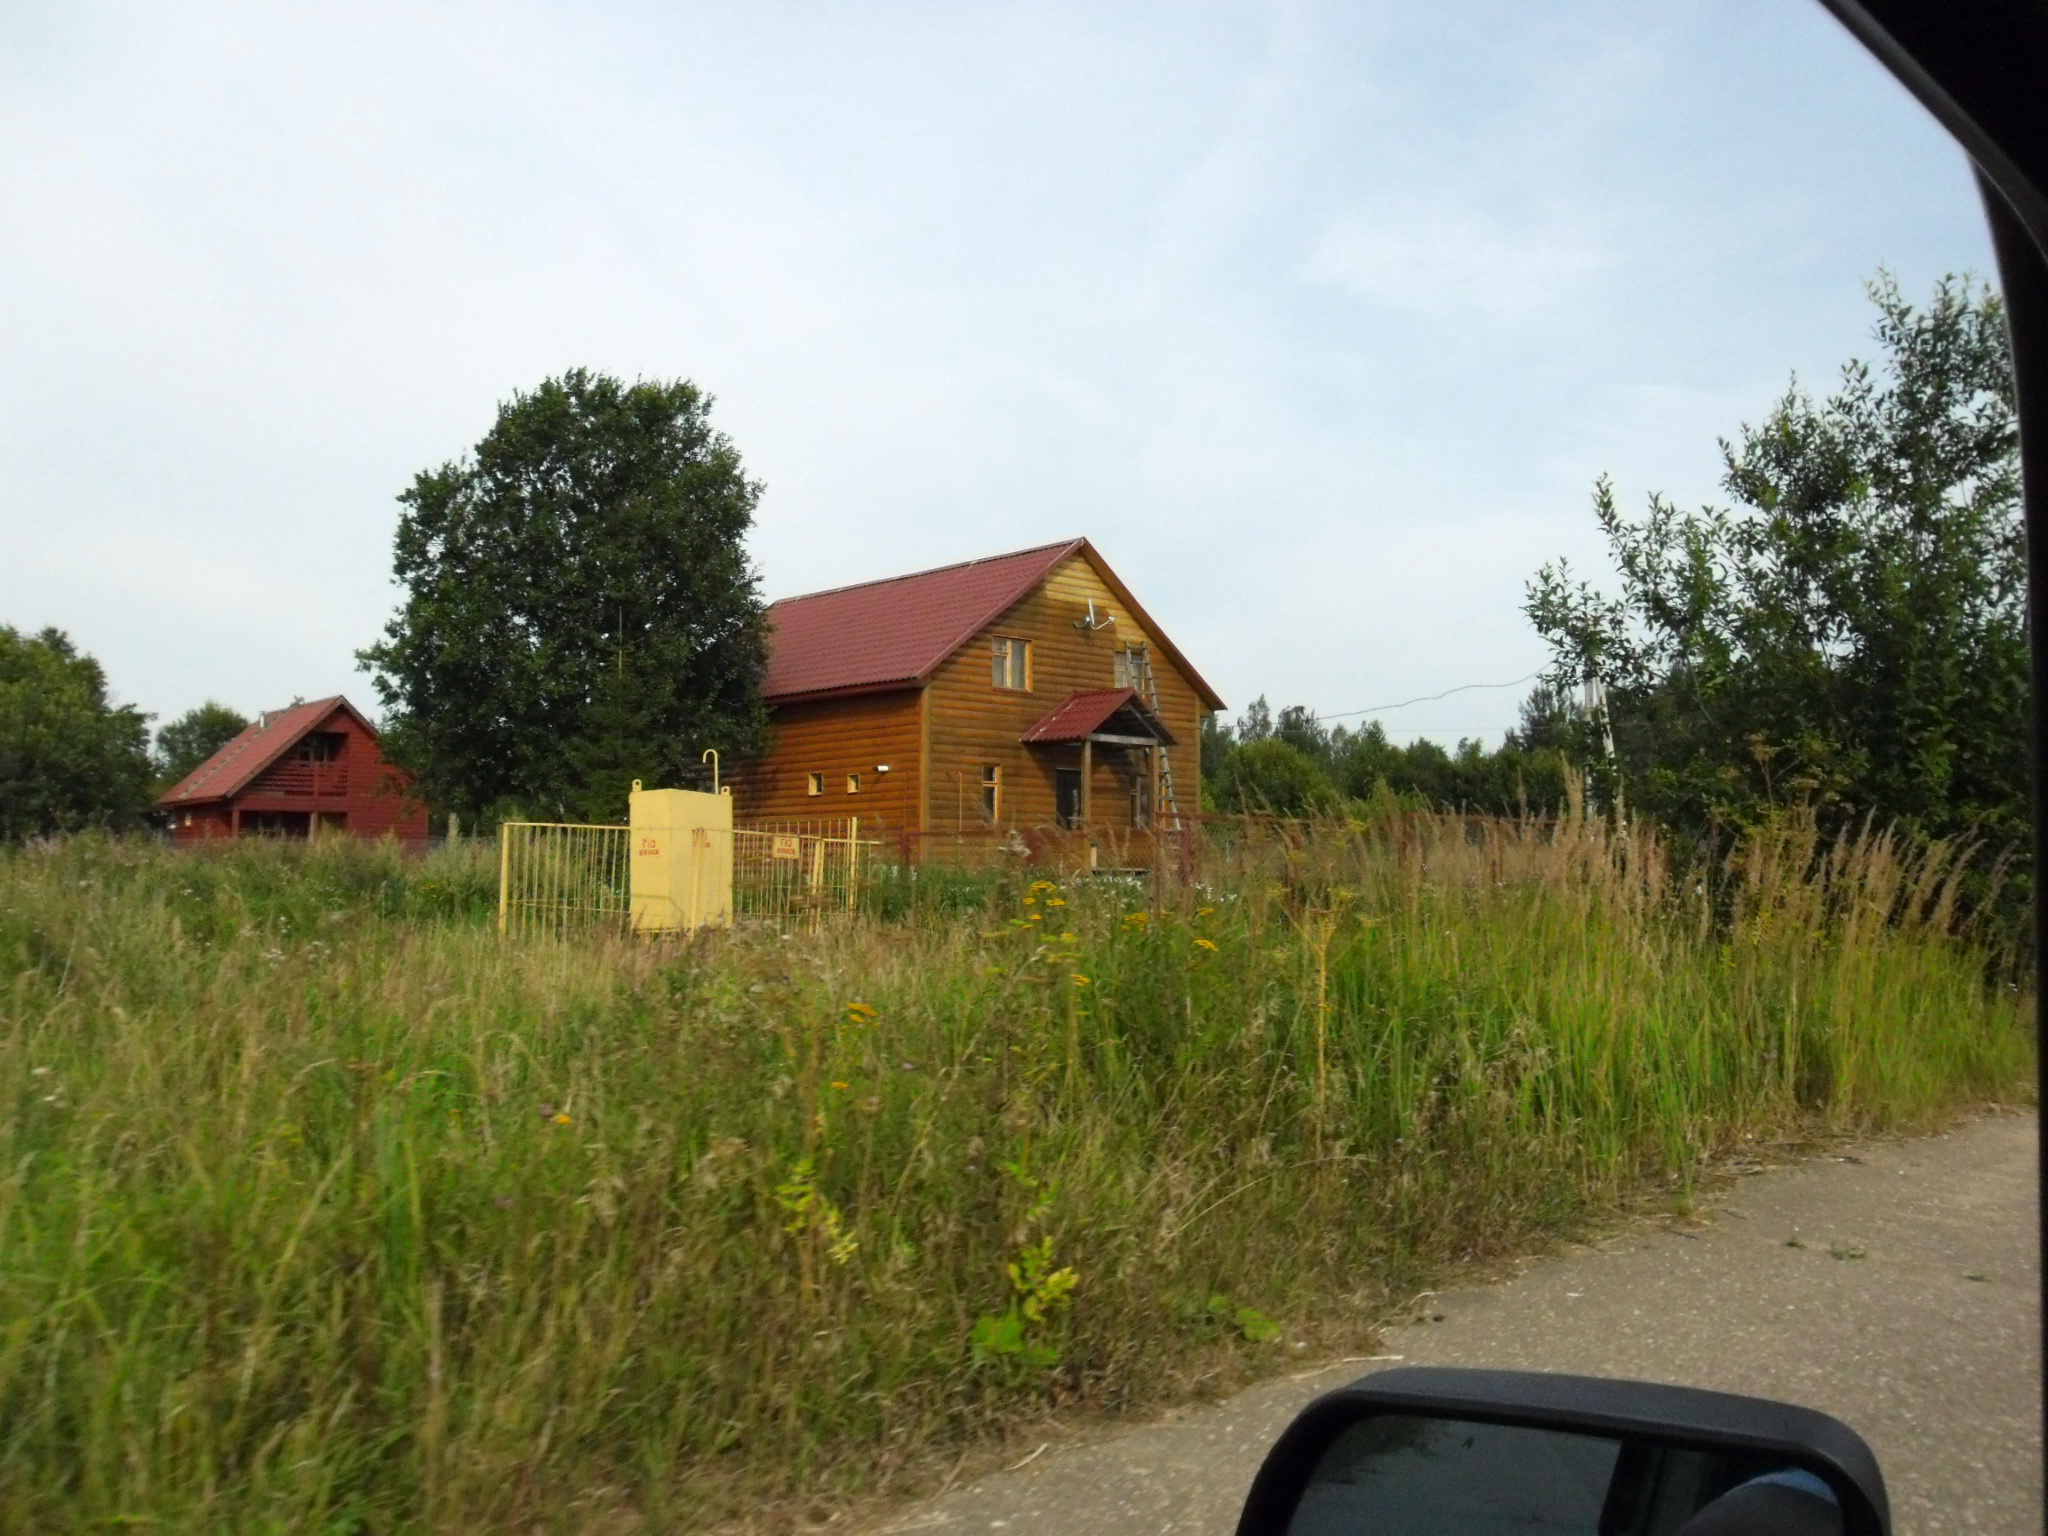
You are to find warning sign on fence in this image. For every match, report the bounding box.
[771,834,802,861]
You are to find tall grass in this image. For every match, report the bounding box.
[0,814,2028,1533]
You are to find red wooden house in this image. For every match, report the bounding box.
[157,696,428,843]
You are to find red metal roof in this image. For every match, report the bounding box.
[1021,688,1178,746]
[761,540,1085,701]
[761,539,1225,711]
[157,696,379,806]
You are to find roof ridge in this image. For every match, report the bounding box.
[767,539,1083,608]
[251,693,344,728]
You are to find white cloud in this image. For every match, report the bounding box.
[1305,204,1615,321]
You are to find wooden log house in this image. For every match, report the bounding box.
[729,539,1224,863]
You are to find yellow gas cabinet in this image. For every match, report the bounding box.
[628,781,734,933]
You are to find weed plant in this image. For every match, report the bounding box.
[0,815,2028,1532]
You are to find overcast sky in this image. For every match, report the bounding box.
[0,1,1995,747]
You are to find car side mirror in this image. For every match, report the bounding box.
[1234,1367,1890,1536]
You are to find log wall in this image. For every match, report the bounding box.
[727,688,924,846]
[923,554,1206,837]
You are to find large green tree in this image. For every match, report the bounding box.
[359,370,772,823]
[154,701,249,789]
[1526,273,2025,858]
[0,627,154,838]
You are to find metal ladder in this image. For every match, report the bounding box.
[1125,643,1180,820]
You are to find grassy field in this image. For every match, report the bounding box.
[0,813,2030,1533]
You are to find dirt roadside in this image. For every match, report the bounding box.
[860,1112,2041,1536]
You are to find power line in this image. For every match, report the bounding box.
[1316,672,1545,721]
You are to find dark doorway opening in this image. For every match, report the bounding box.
[1054,768,1082,828]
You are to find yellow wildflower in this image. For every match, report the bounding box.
[832,1080,850,1091]
[1194,938,1218,952]
[1070,974,1090,988]
[1047,897,1066,907]
[552,1112,574,1125]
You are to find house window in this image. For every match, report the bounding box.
[846,773,861,794]
[991,636,1031,691]
[980,765,1001,824]
[294,731,345,763]
[1113,643,1147,691]
[807,772,824,796]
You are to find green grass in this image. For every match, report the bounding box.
[0,814,2029,1533]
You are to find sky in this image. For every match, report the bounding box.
[0,0,1997,749]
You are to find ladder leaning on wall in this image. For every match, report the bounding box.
[1125,642,1180,823]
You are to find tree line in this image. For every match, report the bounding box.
[1529,273,2025,868]
[0,626,249,840]
[3,371,770,838]
[7,274,2028,902]
[1200,688,1573,818]
[1203,272,2027,916]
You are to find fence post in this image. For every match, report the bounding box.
[849,817,860,911]
[497,823,512,937]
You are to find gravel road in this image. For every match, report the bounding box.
[867,1112,2040,1536]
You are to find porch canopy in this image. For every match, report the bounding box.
[1021,688,1177,748]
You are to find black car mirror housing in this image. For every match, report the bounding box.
[1234,1366,1889,1536]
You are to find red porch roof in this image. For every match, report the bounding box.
[1021,688,1178,746]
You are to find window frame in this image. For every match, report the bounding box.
[846,773,861,794]
[991,635,1032,692]
[980,764,1001,824]
[807,772,824,797]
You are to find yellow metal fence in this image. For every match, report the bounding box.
[733,819,865,921]
[498,822,632,937]
[497,817,870,936]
